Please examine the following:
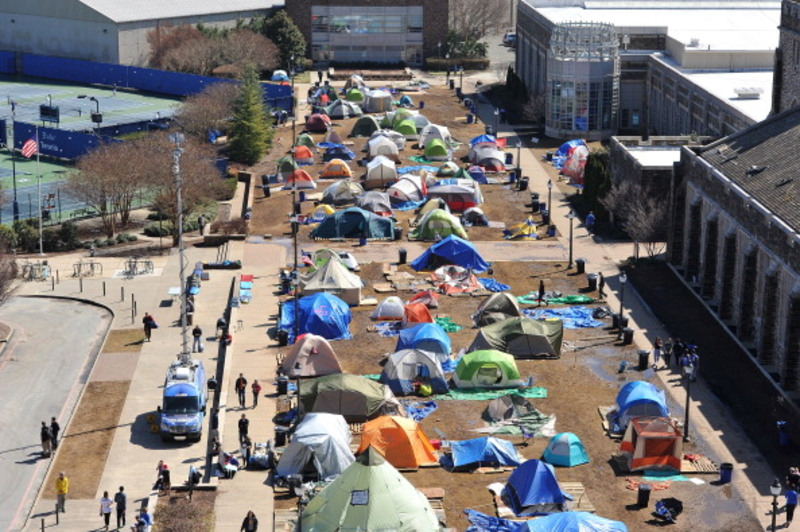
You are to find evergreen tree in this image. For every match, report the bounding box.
[229,66,270,165]
[583,149,612,223]
[255,10,306,69]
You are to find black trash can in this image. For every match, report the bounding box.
[539,201,547,213]
[541,209,550,225]
[456,88,463,100]
[261,175,271,198]
[637,484,651,507]
[720,463,734,483]
[518,178,529,191]
[587,273,598,291]
[275,427,288,447]
[530,192,540,203]
[576,258,586,274]
[505,152,513,165]
[293,202,301,215]
[548,225,556,237]
[546,151,554,162]
[620,316,629,328]
[394,226,404,241]
[399,248,407,265]
[277,329,289,347]
[277,376,289,395]
[623,327,634,345]
[531,200,540,213]
[449,79,455,90]
[637,349,650,371]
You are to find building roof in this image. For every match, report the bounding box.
[528,1,780,52]
[626,147,682,169]
[697,106,800,231]
[81,0,274,23]
[682,70,774,123]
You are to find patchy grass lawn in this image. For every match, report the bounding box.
[103,328,146,352]
[155,490,216,532]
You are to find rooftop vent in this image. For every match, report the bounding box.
[688,38,700,47]
[734,87,763,99]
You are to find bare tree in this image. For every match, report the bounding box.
[147,25,206,70]
[219,29,279,72]
[601,179,668,258]
[157,29,279,76]
[451,0,507,41]
[175,82,239,140]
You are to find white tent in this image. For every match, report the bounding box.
[370,129,406,150]
[367,135,401,162]
[300,256,363,306]
[388,174,427,204]
[418,124,452,147]
[322,181,364,206]
[281,334,343,377]
[412,114,431,130]
[364,155,398,190]
[371,296,405,320]
[326,100,363,119]
[324,129,344,145]
[364,89,393,113]
[275,413,355,480]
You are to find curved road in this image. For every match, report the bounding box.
[0,296,111,532]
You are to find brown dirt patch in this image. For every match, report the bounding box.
[154,490,216,532]
[103,329,145,353]
[42,381,130,499]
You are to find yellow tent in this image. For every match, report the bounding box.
[505,217,538,240]
[321,158,353,179]
[356,415,438,469]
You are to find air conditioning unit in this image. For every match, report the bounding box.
[734,87,763,99]
[689,38,700,47]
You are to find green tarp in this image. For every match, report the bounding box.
[433,387,547,401]
[517,293,595,305]
[434,317,463,332]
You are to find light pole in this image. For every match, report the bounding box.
[169,132,190,363]
[445,53,450,83]
[493,108,499,135]
[290,55,296,147]
[770,478,782,532]
[459,66,464,92]
[682,362,693,441]
[8,101,18,221]
[617,273,627,339]
[515,141,522,178]
[437,41,441,63]
[77,95,102,132]
[547,179,553,213]
[566,210,575,268]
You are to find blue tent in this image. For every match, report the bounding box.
[470,134,497,146]
[410,235,491,273]
[518,512,628,532]
[468,166,488,184]
[323,145,357,162]
[279,293,352,344]
[448,436,522,470]
[271,71,290,82]
[395,323,451,360]
[310,207,395,240]
[613,381,669,430]
[555,139,585,158]
[541,432,589,467]
[505,459,568,516]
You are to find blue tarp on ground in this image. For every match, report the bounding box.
[478,278,510,292]
[445,436,522,469]
[404,401,438,422]
[396,323,451,359]
[397,165,439,175]
[613,381,669,431]
[465,510,628,532]
[279,292,352,344]
[410,235,491,273]
[522,306,604,329]
[309,207,395,240]
[506,459,569,516]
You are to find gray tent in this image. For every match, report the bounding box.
[275,413,355,481]
[483,394,537,422]
[468,317,563,359]
[322,181,364,206]
[472,292,522,327]
[356,191,393,216]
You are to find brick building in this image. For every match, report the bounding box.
[285,0,449,66]
[773,0,800,113]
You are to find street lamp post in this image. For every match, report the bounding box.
[617,273,627,339]
[515,142,522,179]
[459,66,464,92]
[445,53,450,83]
[290,55,296,147]
[8,102,19,221]
[493,108,499,135]
[682,362,693,441]
[566,210,575,268]
[77,95,102,132]
[771,478,782,532]
[169,132,190,362]
[547,179,553,215]
[437,41,441,63]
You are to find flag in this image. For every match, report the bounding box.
[301,250,313,267]
[21,138,38,159]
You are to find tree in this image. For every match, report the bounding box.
[175,82,240,140]
[157,28,279,76]
[450,0,507,42]
[0,246,17,306]
[582,149,612,219]
[229,66,271,165]
[446,30,488,60]
[600,179,668,259]
[253,10,306,69]
[147,24,205,70]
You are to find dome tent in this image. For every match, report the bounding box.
[275,413,354,481]
[364,155,398,189]
[472,292,521,327]
[468,317,563,359]
[619,416,683,472]
[356,416,438,469]
[380,348,449,396]
[370,129,406,150]
[394,118,418,139]
[419,124,452,147]
[424,138,450,161]
[437,161,459,176]
[453,349,523,389]
[427,178,483,212]
[613,381,669,430]
[344,74,366,90]
[299,374,403,422]
[271,70,290,82]
[322,181,363,206]
[518,512,629,532]
[409,208,468,241]
[504,459,568,516]
[320,159,354,179]
[463,206,489,226]
[410,234,490,273]
[325,99,363,119]
[276,155,299,181]
[300,255,363,306]
[364,89,393,113]
[283,169,317,190]
[323,129,345,146]
[310,207,395,240]
[295,133,316,150]
[413,198,449,226]
[371,296,405,321]
[403,302,434,326]
[350,115,381,137]
[542,432,590,467]
[278,292,352,344]
[280,334,342,378]
[483,394,537,422]
[448,436,523,470]
[305,113,332,133]
[355,191,393,217]
[293,145,315,165]
[345,87,365,102]
[387,174,427,204]
[323,145,356,162]
[395,322,450,362]
[300,447,440,532]
[367,135,401,162]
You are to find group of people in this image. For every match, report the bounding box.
[650,337,699,379]
[98,486,152,532]
[39,417,60,457]
[235,373,262,409]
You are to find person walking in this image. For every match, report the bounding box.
[114,486,127,529]
[241,510,259,531]
[689,349,700,382]
[40,421,52,457]
[50,417,60,450]
[238,413,250,445]
[235,373,248,408]
[55,472,68,513]
[598,273,606,301]
[210,408,220,441]
[585,211,596,234]
[99,491,114,531]
[142,313,156,342]
[159,464,171,495]
[786,486,798,526]
[138,507,153,532]
[663,337,674,368]
[241,436,253,469]
[652,337,663,369]
[251,380,262,408]
[537,280,546,307]
[192,325,203,353]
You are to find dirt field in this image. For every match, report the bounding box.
[255,84,761,532]
[155,490,216,532]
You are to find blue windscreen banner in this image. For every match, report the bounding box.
[0,51,15,74]
[20,54,293,110]
[13,122,116,160]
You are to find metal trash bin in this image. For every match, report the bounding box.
[299,191,306,202]
[531,200,540,213]
[275,427,289,447]
[541,209,550,225]
[719,463,733,483]
[505,152,513,165]
[576,258,586,274]
[530,192,540,203]
[509,171,517,184]
[547,225,556,237]
[623,327,634,345]
[466,113,474,124]
[394,227,404,241]
[587,273,598,291]
[449,80,455,90]
[637,484,651,507]
[518,177,529,191]
[637,349,650,370]
[399,248,407,265]
[277,376,289,395]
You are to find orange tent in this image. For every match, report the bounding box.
[356,415,438,469]
[404,302,434,325]
[283,169,317,190]
[320,159,353,179]
[619,417,683,472]
[294,145,315,165]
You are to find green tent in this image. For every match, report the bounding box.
[301,447,441,531]
[310,207,395,241]
[350,115,381,138]
[299,374,400,422]
[468,317,563,359]
[424,138,449,161]
[452,167,470,179]
[345,87,365,102]
[296,133,316,150]
[392,108,415,127]
[394,118,417,138]
[453,349,524,389]
[410,208,467,241]
[276,155,299,181]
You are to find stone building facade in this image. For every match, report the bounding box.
[285,0,449,66]
[774,0,800,113]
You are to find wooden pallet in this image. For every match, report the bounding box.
[274,508,297,531]
[475,465,516,474]
[349,422,364,434]
[681,455,720,474]
[373,283,396,293]
[419,487,447,526]
[562,482,596,513]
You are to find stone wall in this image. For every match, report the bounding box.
[777,0,800,112]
